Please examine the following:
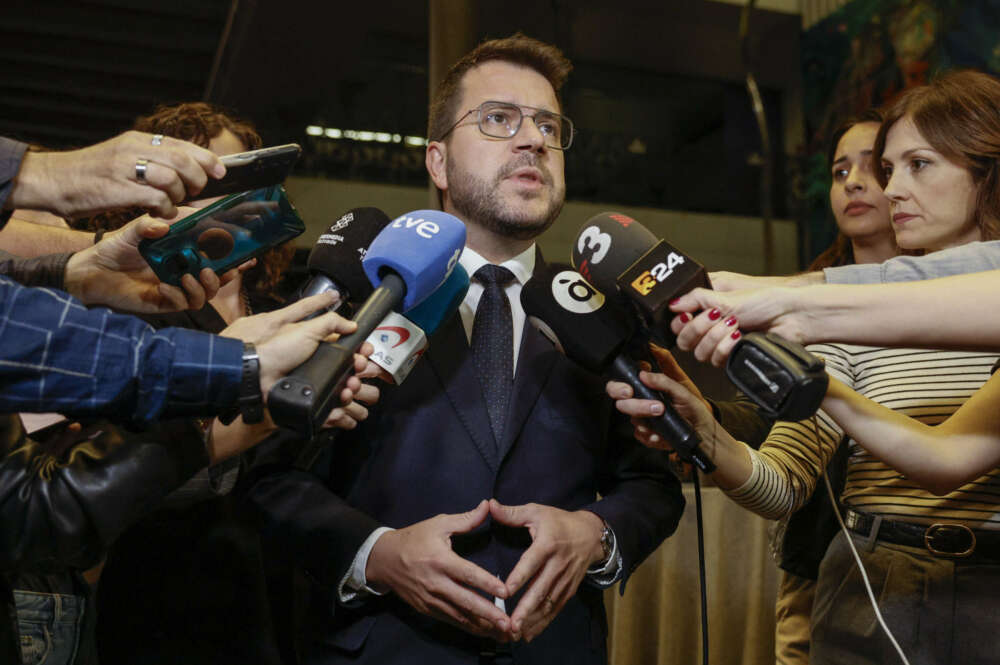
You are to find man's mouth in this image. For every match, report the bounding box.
[508,167,544,186]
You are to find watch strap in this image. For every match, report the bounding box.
[237,342,264,424]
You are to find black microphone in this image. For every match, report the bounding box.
[572,212,711,347]
[574,212,828,422]
[268,209,467,438]
[521,263,715,473]
[297,207,392,315]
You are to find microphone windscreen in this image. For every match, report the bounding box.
[520,263,634,374]
[406,264,470,336]
[307,207,391,301]
[362,209,466,311]
[571,212,658,295]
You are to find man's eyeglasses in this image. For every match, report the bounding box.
[437,101,575,150]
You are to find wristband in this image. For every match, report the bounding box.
[237,342,264,424]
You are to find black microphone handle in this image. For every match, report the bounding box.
[268,272,406,437]
[610,354,716,473]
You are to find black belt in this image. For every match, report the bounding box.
[843,508,1000,562]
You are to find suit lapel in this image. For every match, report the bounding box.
[496,322,556,462]
[496,247,558,463]
[425,313,500,470]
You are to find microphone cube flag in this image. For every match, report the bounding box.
[616,239,710,332]
[362,210,466,312]
[365,311,428,385]
[520,264,634,374]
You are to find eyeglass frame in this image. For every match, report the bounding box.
[435,100,576,150]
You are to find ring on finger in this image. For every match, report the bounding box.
[151,134,164,146]
[135,158,149,183]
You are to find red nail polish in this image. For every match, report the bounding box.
[725,316,737,326]
[679,312,691,323]
[708,308,721,321]
[669,298,680,306]
[731,330,742,340]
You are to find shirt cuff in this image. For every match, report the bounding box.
[586,524,623,588]
[338,526,394,604]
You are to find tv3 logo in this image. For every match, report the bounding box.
[631,253,685,296]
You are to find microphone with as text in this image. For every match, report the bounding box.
[268,210,466,437]
[521,263,714,472]
[364,264,470,384]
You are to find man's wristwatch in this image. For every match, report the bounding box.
[236,342,264,424]
[599,522,614,563]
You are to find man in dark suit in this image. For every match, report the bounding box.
[248,34,684,664]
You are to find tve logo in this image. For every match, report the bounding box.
[391,214,440,239]
[630,252,685,296]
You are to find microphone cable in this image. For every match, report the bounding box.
[692,470,709,665]
[809,416,911,665]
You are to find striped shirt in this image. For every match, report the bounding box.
[727,343,1000,530]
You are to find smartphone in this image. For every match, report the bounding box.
[189,143,302,202]
[140,184,305,286]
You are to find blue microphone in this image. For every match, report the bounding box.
[406,263,469,335]
[363,210,465,312]
[268,210,466,436]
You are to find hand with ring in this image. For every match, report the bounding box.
[6,130,226,219]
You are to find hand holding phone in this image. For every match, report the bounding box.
[187,143,301,202]
[139,184,305,286]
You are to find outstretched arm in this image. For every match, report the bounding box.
[822,374,1000,495]
[668,271,1000,367]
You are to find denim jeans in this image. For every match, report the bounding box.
[14,590,84,665]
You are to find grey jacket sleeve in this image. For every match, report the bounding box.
[824,240,1000,284]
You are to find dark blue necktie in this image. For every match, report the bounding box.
[471,264,516,448]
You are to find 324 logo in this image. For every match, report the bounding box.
[630,253,684,296]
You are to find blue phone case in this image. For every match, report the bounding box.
[139,184,305,286]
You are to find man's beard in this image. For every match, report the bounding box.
[446,155,565,240]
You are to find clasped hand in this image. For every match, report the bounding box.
[366,498,606,643]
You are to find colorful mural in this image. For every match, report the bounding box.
[798,0,1000,265]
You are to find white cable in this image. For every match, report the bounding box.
[811,417,912,665]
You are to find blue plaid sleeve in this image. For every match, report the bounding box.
[0,276,242,426]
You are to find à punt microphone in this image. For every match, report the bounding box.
[521,263,714,472]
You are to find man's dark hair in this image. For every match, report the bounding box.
[426,33,572,207]
[428,33,572,142]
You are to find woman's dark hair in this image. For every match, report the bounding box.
[809,109,886,271]
[77,102,294,299]
[872,69,1000,242]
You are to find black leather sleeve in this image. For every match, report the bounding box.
[0,414,210,572]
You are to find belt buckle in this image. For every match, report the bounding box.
[924,523,976,558]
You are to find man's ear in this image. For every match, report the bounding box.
[426,141,448,192]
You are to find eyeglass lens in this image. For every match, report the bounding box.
[478,102,573,149]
